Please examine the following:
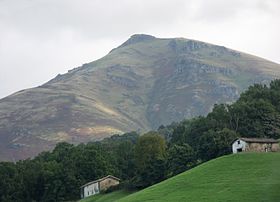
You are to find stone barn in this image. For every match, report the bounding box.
[80,175,120,199]
[232,137,280,153]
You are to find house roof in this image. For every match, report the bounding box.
[80,175,120,188]
[235,137,279,144]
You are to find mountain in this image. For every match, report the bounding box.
[1,34,280,161]
[119,153,280,202]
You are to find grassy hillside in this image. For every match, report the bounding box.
[1,34,280,160]
[119,153,280,202]
[80,190,133,202]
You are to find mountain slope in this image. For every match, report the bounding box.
[119,153,280,202]
[1,34,280,160]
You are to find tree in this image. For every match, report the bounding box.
[198,128,238,161]
[207,104,231,130]
[0,162,18,202]
[167,143,195,176]
[116,141,136,180]
[134,131,167,188]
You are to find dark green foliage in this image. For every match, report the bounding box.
[0,142,119,201]
[167,143,195,176]
[232,82,280,139]
[0,162,18,202]
[198,128,238,161]
[133,132,167,188]
[134,158,166,189]
[135,132,166,170]
[169,80,280,161]
[115,141,136,181]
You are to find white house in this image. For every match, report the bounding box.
[80,175,120,199]
[232,137,279,153]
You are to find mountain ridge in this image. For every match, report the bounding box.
[1,34,280,161]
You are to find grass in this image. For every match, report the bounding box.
[119,153,280,202]
[79,190,134,202]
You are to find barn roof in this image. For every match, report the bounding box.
[80,175,120,188]
[236,137,279,143]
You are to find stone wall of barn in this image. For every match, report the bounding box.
[99,177,120,191]
[271,143,280,152]
[245,142,280,152]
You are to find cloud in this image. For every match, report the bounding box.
[0,0,187,39]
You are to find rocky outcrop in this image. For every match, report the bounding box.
[107,75,137,88]
[168,39,209,53]
[116,34,156,50]
[106,64,139,88]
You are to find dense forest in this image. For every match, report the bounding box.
[1,80,280,202]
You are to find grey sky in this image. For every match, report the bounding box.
[1,0,280,98]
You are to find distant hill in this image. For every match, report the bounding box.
[1,34,280,160]
[119,153,280,202]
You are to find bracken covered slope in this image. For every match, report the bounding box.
[1,34,280,160]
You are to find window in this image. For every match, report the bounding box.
[94,185,99,193]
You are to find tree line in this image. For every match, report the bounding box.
[1,79,280,201]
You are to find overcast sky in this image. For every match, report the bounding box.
[0,0,280,98]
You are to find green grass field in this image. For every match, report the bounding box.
[119,153,280,202]
[79,190,133,202]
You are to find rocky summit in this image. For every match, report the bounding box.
[1,34,280,161]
